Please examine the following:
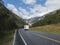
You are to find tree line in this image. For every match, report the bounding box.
[0,3,24,32]
[32,9,60,27]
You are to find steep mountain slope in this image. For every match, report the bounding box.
[0,3,24,31]
[32,9,60,27]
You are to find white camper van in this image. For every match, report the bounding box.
[24,25,29,30]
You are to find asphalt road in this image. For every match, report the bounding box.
[14,29,60,45]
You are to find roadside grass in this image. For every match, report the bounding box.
[30,24,60,34]
[0,30,15,45]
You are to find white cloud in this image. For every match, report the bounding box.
[7,4,14,10]
[19,7,29,15]
[28,0,60,18]
[7,4,20,16]
[6,0,60,19]
[18,0,60,19]
[6,3,32,19]
[19,7,32,19]
[22,0,36,5]
[30,4,47,16]
[46,0,60,11]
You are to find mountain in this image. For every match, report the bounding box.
[0,2,24,31]
[32,9,60,27]
[24,16,44,26]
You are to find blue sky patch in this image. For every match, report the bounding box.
[2,0,60,19]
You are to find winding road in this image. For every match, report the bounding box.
[13,29,60,45]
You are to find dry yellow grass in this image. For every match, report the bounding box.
[30,24,60,34]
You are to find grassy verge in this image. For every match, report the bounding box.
[0,30,15,45]
[30,24,60,34]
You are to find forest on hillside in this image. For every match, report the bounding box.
[0,2,25,45]
[32,9,60,27]
[0,3,24,32]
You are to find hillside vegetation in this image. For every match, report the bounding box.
[0,3,24,31]
[0,3,24,45]
[30,24,60,34]
[32,9,60,27]
[31,9,60,34]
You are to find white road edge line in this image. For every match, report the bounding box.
[18,31,28,45]
[13,30,17,45]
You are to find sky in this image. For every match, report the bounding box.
[2,0,60,19]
